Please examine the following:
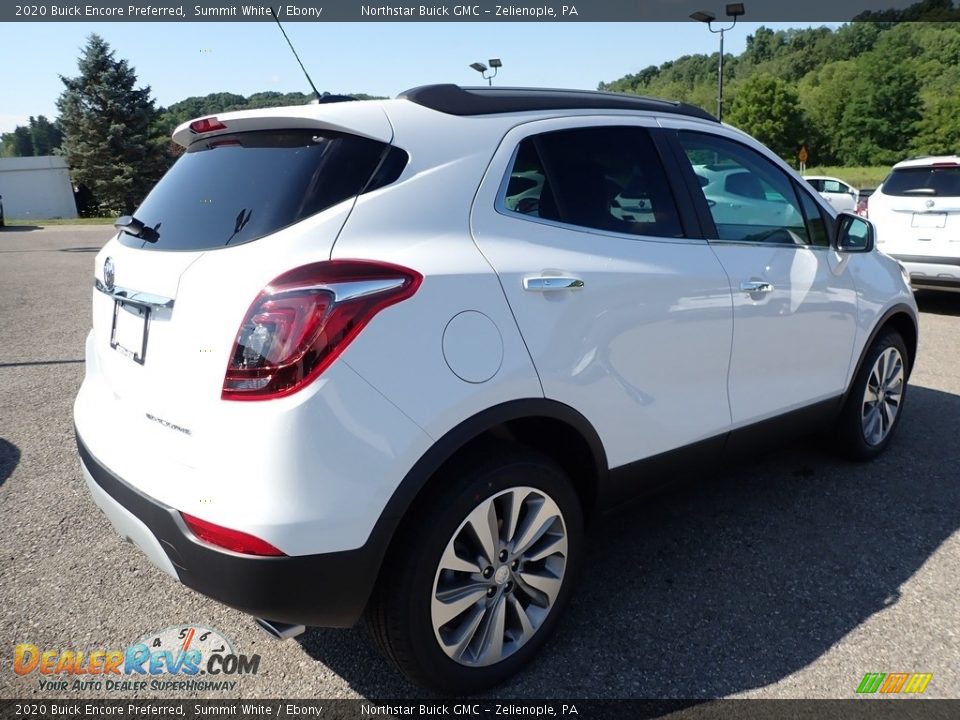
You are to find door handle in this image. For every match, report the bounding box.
[523,276,585,292]
[740,280,774,294]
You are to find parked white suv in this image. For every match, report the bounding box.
[75,85,918,693]
[870,156,960,292]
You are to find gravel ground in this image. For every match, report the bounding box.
[0,226,957,700]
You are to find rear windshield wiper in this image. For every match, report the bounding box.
[224,208,253,246]
[115,215,160,243]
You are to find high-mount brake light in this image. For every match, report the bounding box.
[181,513,285,556]
[190,117,227,134]
[222,260,422,401]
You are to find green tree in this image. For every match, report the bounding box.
[725,74,810,162]
[1,126,34,157]
[56,34,168,214]
[835,60,921,165]
[911,89,960,156]
[744,27,785,64]
[28,116,63,155]
[799,59,862,165]
[0,117,63,157]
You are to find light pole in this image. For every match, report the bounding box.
[690,4,745,122]
[469,58,503,86]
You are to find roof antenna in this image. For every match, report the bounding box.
[269,6,322,102]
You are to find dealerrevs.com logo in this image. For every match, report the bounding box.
[13,626,260,692]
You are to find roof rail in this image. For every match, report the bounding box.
[398,84,717,122]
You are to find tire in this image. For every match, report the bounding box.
[835,330,909,461]
[365,444,583,694]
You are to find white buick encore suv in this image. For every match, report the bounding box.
[74,85,918,693]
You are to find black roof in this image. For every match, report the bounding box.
[398,84,717,122]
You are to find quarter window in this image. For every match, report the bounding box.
[795,183,831,248]
[503,126,684,239]
[678,132,811,246]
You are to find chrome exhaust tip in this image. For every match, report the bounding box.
[254,617,306,641]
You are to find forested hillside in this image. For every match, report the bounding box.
[600,6,960,166]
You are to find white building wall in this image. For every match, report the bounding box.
[0,156,78,220]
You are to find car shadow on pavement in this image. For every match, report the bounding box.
[0,225,42,232]
[914,291,960,318]
[297,384,960,700]
[0,438,21,488]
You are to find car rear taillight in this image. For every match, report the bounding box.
[181,513,285,556]
[222,260,422,401]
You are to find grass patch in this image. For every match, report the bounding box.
[802,166,891,190]
[5,217,117,226]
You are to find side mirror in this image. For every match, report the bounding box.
[834,212,874,253]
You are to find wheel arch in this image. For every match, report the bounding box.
[360,399,608,605]
[846,303,918,401]
[384,399,606,526]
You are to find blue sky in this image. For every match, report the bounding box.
[0,21,839,133]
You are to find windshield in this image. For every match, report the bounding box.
[882,166,960,197]
[121,129,392,250]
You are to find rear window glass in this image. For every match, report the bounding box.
[882,166,960,197]
[121,130,401,251]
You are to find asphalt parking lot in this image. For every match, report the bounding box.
[0,225,958,700]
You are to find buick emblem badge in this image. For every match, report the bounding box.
[103,257,115,290]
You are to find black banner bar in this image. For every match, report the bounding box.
[1,1,953,23]
[1,700,958,720]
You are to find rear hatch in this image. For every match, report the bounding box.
[872,163,960,254]
[90,111,397,455]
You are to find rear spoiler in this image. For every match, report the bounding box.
[171,103,393,148]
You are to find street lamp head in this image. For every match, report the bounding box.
[489,58,503,68]
[725,3,745,17]
[470,62,488,73]
[690,10,716,22]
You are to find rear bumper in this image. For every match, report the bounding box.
[77,433,382,628]
[890,254,960,289]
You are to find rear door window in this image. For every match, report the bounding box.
[122,130,402,251]
[502,126,685,239]
[882,166,960,197]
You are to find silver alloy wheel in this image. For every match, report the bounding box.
[861,346,904,446]
[431,486,568,667]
